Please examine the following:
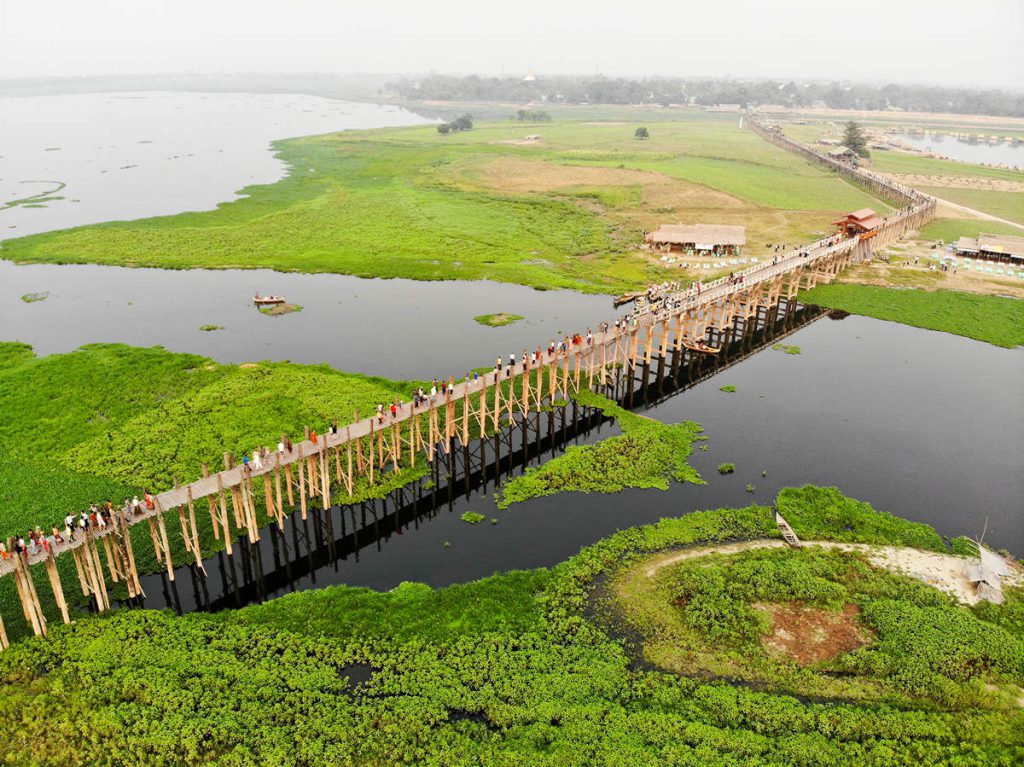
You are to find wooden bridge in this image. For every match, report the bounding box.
[0,115,937,646]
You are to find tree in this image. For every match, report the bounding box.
[436,123,451,135]
[451,113,474,132]
[635,126,650,140]
[842,121,870,158]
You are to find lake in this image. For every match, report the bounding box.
[0,91,429,239]
[889,132,1024,168]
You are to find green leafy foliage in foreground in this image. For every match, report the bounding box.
[802,283,1024,348]
[0,487,1021,766]
[622,545,1024,705]
[497,390,704,508]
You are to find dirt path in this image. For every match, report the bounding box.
[929,194,1024,230]
[643,540,1022,606]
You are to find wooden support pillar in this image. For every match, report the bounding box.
[202,464,220,541]
[44,549,70,625]
[115,506,143,599]
[216,474,233,556]
[297,444,308,519]
[153,499,175,581]
[11,542,47,636]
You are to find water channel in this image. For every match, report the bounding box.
[0,260,611,379]
[888,132,1024,168]
[134,307,1023,616]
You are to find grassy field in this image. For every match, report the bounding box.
[801,284,1024,348]
[0,342,419,539]
[497,391,704,507]
[777,118,1024,224]
[921,186,1024,224]
[920,217,1024,242]
[0,487,1020,765]
[0,112,887,294]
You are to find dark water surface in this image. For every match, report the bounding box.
[137,311,1023,615]
[0,260,610,379]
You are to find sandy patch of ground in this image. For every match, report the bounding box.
[839,241,1024,298]
[461,156,745,210]
[496,138,544,146]
[881,173,1024,193]
[755,602,872,665]
[643,539,1023,606]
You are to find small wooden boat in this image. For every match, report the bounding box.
[682,340,721,354]
[613,290,645,307]
[253,292,286,306]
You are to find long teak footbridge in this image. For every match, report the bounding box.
[0,114,937,645]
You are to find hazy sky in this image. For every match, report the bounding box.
[1,0,1021,89]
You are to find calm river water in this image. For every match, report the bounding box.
[0,260,611,379]
[889,132,1024,168]
[138,312,1024,615]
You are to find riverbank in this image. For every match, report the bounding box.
[0,487,1020,765]
[800,284,1024,348]
[0,112,887,294]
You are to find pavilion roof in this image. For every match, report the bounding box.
[646,224,746,246]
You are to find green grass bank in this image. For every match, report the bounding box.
[0,113,888,294]
[0,486,1020,766]
[801,284,1024,348]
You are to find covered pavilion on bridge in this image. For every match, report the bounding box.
[644,223,746,257]
[834,208,883,239]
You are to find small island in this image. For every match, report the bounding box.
[259,303,302,316]
[474,312,524,327]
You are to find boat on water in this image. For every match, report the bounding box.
[682,340,721,354]
[253,292,286,306]
[613,290,645,307]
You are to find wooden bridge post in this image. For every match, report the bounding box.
[345,427,355,496]
[152,498,174,581]
[201,464,220,541]
[11,544,46,637]
[43,548,70,625]
[296,443,308,519]
[114,505,143,599]
[215,473,233,556]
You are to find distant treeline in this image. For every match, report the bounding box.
[388,75,1024,118]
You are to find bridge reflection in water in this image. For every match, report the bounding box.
[135,299,824,616]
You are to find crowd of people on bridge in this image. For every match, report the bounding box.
[1,493,158,562]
